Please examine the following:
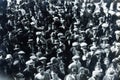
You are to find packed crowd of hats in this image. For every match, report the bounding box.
[0,0,120,80]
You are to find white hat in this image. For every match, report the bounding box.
[95,50,101,55]
[72,55,80,60]
[30,22,35,25]
[116,19,120,25]
[39,57,47,61]
[30,56,37,60]
[116,12,120,17]
[5,54,12,59]
[73,28,78,32]
[68,63,77,69]
[115,42,120,47]
[108,10,115,15]
[102,23,108,28]
[26,60,34,65]
[36,31,41,35]
[57,33,63,37]
[80,42,87,47]
[90,46,97,50]
[53,17,59,21]
[115,30,120,35]
[72,42,79,46]
[18,51,25,55]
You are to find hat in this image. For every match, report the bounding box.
[57,33,63,37]
[53,17,59,21]
[39,57,47,61]
[27,39,33,43]
[116,19,120,24]
[80,31,85,34]
[30,56,37,60]
[80,42,87,47]
[116,12,120,17]
[74,22,79,25]
[50,57,58,64]
[92,27,97,30]
[115,30,120,35]
[102,23,108,28]
[57,48,63,54]
[36,52,43,57]
[53,40,59,45]
[108,10,115,15]
[30,22,35,25]
[115,42,120,47]
[14,47,20,51]
[102,37,109,41]
[72,55,80,60]
[5,54,12,59]
[90,46,97,50]
[73,28,78,32]
[36,31,41,35]
[18,51,25,55]
[68,63,77,69]
[95,50,101,55]
[16,72,24,78]
[72,42,79,46]
[26,60,35,65]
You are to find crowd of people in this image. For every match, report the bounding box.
[0,0,120,80]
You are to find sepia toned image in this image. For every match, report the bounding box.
[0,0,120,80]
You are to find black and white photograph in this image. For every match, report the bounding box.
[0,0,120,80]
